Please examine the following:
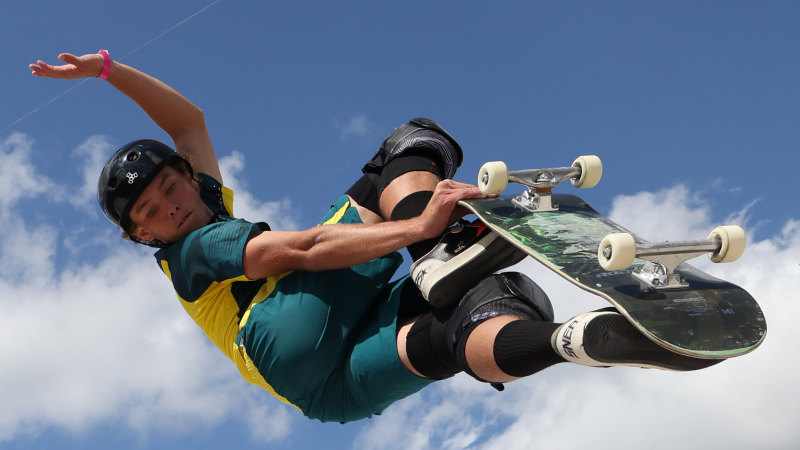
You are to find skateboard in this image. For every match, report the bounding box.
[459,156,766,358]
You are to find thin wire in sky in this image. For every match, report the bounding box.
[118,0,222,61]
[0,0,222,135]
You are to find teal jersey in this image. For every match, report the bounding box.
[155,175,434,422]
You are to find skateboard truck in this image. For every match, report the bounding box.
[477,156,603,212]
[598,226,747,289]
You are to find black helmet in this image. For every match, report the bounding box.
[98,139,191,231]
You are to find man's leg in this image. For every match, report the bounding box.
[399,272,556,380]
[346,118,462,259]
[464,311,723,381]
[379,170,439,221]
[346,118,525,307]
[351,117,463,220]
[398,273,722,382]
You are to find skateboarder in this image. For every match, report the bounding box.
[31,50,720,423]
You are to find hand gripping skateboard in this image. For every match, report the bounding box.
[459,156,766,358]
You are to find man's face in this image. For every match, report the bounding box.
[128,165,213,244]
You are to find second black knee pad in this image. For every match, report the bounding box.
[405,272,554,382]
[448,272,554,341]
[447,272,555,382]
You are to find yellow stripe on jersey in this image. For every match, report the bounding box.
[322,198,351,225]
[160,259,246,361]
[220,185,235,216]
[236,343,301,411]
[161,259,302,411]
[161,195,353,413]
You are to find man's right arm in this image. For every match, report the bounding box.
[242,179,490,279]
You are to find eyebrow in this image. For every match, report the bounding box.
[134,171,171,215]
[159,170,170,189]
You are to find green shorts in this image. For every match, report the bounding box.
[240,195,436,422]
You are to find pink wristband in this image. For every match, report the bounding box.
[97,49,111,80]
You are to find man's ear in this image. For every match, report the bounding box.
[184,168,200,189]
[130,226,156,242]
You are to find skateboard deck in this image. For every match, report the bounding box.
[459,194,767,358]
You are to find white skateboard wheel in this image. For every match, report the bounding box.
[478,161,509,194]
[708,225,746,263]
[571,155,603,188]
[598,233,636,270]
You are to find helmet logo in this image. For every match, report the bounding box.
[126,172,139,184]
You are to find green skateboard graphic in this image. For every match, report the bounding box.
[460,157,766,358]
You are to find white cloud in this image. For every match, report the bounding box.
[0,133,55,218]
[218,150,299,231]
[0,221,58,282]
[710,177,742,194]
[0,245,296,442]
[0,136,299,444]
[338,115,373,140]
[355,184,799,449]
[70,134,116,211]
[607,184,712,241]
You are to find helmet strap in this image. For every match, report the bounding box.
[127,233,169,248]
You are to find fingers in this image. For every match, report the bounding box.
[404,180,492,240]
[29,57,60,75]
[29,53,91,79]
[427,179,497,227]
[434,179,492,201]
[58,53,79,65]
[29,60,54,77]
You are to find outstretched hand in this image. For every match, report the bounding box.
[29,53,104,79]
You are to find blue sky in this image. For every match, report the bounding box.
[1,1,798,449]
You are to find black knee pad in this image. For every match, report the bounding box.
[405,272,554,381]
[365,118,463,180]
[498,272,554,322]
[405,308,461,380]
[448,272,554,340]
[446,272,554,382]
